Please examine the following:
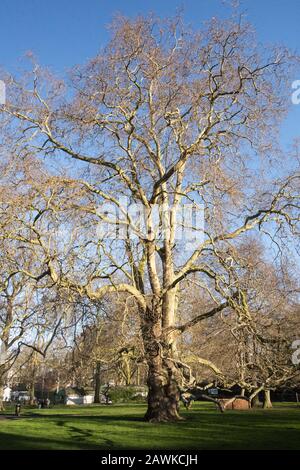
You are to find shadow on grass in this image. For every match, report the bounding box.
[1,404,300,450]
[0,431,104,450]
[26,412,144,421]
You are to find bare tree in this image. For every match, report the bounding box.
[179,239,300,408]
[0,14,299,421]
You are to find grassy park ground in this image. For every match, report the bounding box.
[0,402,300,450]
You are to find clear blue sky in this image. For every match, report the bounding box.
[1,0,300,146]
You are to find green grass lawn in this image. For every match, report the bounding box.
[0,402,299,450]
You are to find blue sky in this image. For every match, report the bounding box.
[1,0,300,146]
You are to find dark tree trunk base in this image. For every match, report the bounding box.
[144,378,183,423]
[142,311,183,423]
[144,407,184,423]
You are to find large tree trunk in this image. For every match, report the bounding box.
[144,356,181,422]
[142,308,181,422]
[142,204,182,422]
[249,385,264,408]
[0,372,6,411]
[263,389,272,409]
[0,299,13,411]
[94,361,101,404]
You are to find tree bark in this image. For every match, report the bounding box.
[94,361,101,404]
[0,377,4,412]
[0,298,13,411]
[263,389,272,409]
[29,361,37,406]
[142,308,181,422]
[29,381,36,406]
[142,221,182,423]
[144,357,181,422]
